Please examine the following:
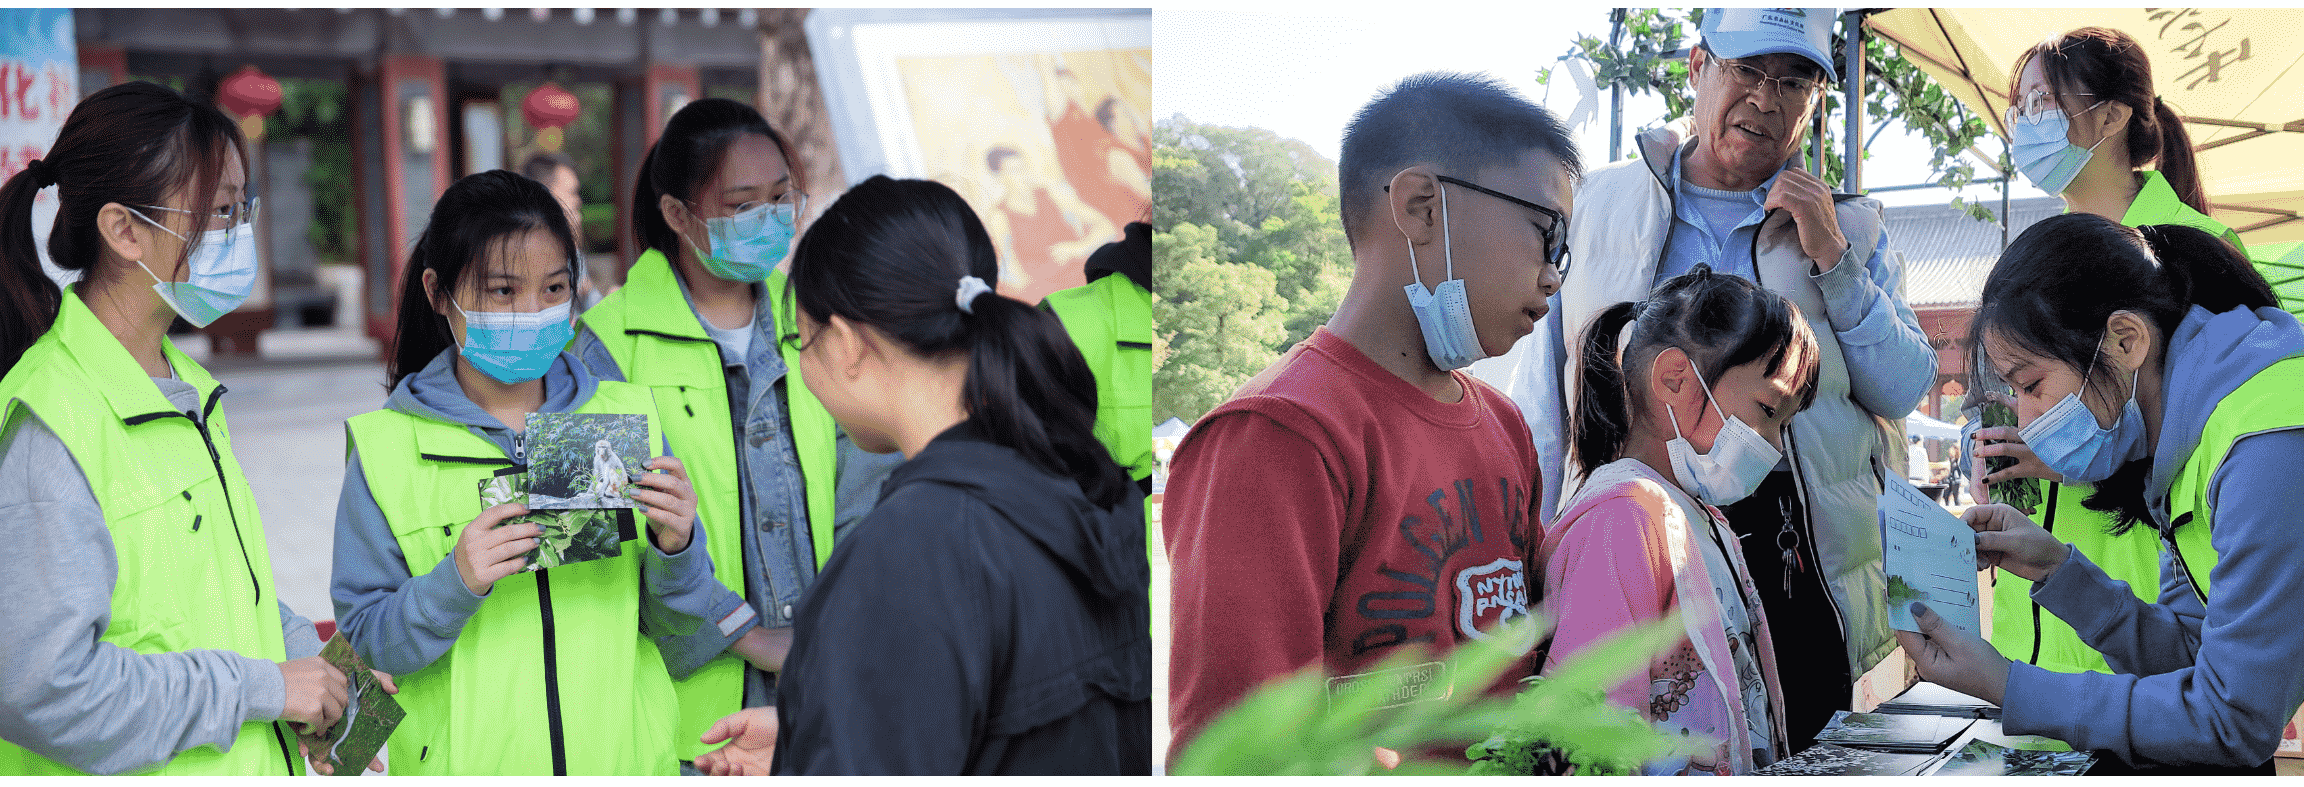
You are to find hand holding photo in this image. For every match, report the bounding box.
[523,412,651,510]
[480,471,633,571]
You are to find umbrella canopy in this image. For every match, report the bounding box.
[1866,8,2304,248]
[1906,410,1961,442]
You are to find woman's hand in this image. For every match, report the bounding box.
[1963,503,2070,583]
[633,456,698,554]
[454,502,539,596]
[696,706,779,775]
[298,670,397,774]
[275,657,349,735]
[728,626,794,674]
[1895,602,2011,706]
[1972,425,2061,485]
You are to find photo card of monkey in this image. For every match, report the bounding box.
[522,412,651,510]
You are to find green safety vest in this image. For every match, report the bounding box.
[346,381,677,775]
[1992,175,2256,672]
[2161,355,2304,604]
[576,248,840,761]
[0,288,298,776]
[1043,272,1155,484]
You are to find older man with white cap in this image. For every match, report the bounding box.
[1487,7,1932,749]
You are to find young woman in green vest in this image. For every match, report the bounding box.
[571,98,899,767]
[692,176,1149,774]
[1906,214,2304,773]
[329,170,718,775]
[1974,27,2253,679]
[0,82,361,776]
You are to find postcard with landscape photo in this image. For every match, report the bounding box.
[524,412,651,510]
[317,632,404,776]
[480,471,632,571]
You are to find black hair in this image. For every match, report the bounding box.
[520,151,575,183]
[1337,71,1581,248]
[632,98,797,261]
[386,169,579,390]
[0,81,247,377]
[786,175,1128,509]
[1572,265,1821,481]
[2011,28,2207,214]
[1966,213,2276,533]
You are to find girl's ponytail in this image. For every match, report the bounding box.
[1569,301,1640,483]
[2149,97,2210,216]
[960,287,1128,508]
[2138,223,2277,316]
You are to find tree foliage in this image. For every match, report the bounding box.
[1539,8,2005,220]
[1152,116,1353,424]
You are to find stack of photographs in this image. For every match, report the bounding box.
[1812,710,1973,754]
[1921,739,2096,776]
[1753,743,1941,776]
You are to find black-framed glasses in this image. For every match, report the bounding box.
[1435,175,1571,275]
[1716,58,1824,102]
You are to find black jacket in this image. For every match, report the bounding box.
[773,422,1151,774]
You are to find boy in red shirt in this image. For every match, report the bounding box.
[1163,71,1579,766]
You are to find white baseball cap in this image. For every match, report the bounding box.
[1700,8,1838,79]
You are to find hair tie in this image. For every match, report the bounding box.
[23,159,53,188]
[955,275,993,315]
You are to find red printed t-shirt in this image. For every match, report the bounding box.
[1163,327,1544,759]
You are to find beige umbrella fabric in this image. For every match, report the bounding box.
[1866,8,2304,248]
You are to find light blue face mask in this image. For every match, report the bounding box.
[1402,184,1486,371]
[2008,102,2107,196]
[688,197,804,283]
[453,298,573,384]
[2017,346,2147,483]
[132,211,259,328]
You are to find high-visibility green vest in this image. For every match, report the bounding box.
[346,380,677,775]
[0,288,298,776]
[1044,272,1154,484]
[2162,355,2304,604]
[576,249,840,760]
[1993,175,2256,672]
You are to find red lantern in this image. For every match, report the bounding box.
[523,82,581,152]
[219,66,282,141]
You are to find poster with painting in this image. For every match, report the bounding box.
[807,8,1150,305]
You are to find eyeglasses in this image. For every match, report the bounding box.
[2004,88,2100,127]
[1434,175,1571,275]
[693,190,807,220]
[138,196,260,233]
[1715,58,1825,102]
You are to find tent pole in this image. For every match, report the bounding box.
[1842,10,1865,193]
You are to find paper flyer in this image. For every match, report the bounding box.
[1879,478,1981,636]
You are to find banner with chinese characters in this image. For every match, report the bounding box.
[0,9,77,286]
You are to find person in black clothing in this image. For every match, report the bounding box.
[691,176,1150,775]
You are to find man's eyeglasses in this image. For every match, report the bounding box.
[139,196,260,233]
[1434,175,1571,275]
[1716,58,1825,103]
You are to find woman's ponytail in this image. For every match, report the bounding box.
[2138,223,2277,316]
[0,166,61,377]
[2148,97,2210,216]
[788,175,1128,508]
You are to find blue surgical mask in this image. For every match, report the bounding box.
[1662,360,1783,506]
[2019,358,2147,483]
[1402,183,1486,371]
[132,214,258,328]
[2009,102,2107,196]
[453,298,573,384]
[688,198,803,283]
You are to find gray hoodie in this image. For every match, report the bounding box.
[329,349,719,676]
[0,375,321,775]
[2002,305,2304,767]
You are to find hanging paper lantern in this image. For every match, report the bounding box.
[523,81,581,152]
[219,65,282,141]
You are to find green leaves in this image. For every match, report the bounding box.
[1172,615,1701,776]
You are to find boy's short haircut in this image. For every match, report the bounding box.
[1337,71,1581,249]
[522,151,576,183]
